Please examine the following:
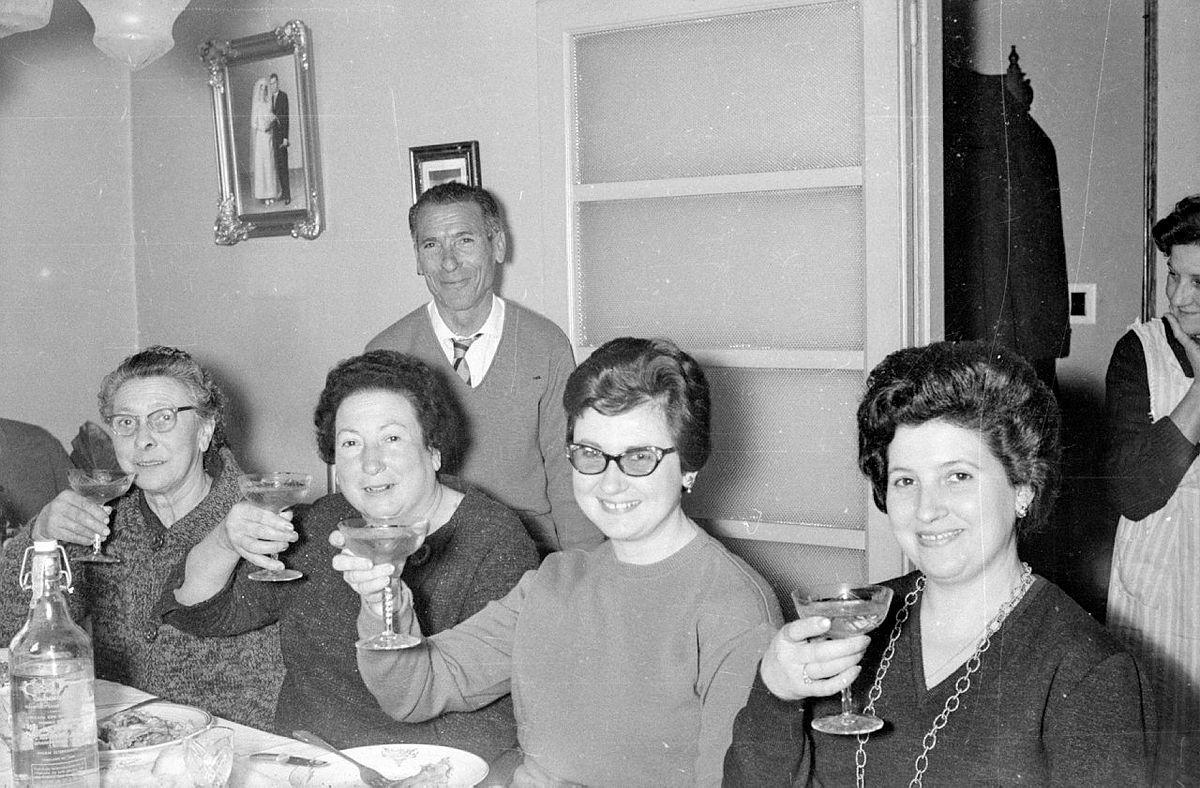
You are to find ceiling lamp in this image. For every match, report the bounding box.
[0,0,52,38]
[77,0,190,70]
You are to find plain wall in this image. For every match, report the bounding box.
[0,0,138,444]
[0,0,1157,499]
[131,0,551,485]
[1157,0,1200,308]
[4,0,554,486]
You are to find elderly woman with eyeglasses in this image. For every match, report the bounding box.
[334,337,783,786]
[0,346,284,729]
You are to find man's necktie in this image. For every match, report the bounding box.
[452,334,482,386]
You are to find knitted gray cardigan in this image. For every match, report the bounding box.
[0,448,284,728]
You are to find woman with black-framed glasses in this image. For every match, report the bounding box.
[334,336,783,786]
[0,345,284,729]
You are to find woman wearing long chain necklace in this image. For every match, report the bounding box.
[725,341,1155,786]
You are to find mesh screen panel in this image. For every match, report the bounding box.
[685,367,865,528]
[712,533,866,619]
[572,2,864,182]
[575,188,864,349]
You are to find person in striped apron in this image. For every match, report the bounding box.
[1104,193,1200,783]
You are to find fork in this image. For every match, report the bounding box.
[292,729,397,788]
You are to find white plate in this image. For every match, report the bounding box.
[240,741,490,787]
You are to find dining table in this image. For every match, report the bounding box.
[0,677,505,786]
[0,678,306,786]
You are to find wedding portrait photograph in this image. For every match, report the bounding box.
[201,20,323,242]
[231,56,305,214]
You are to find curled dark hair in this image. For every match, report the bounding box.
[857,340,1061,534]
[314,350,464,467]
[1153,194,1200,255]
[97,346,228,460]
[564,337,710,474]
[407,182,505,240]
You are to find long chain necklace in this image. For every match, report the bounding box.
[853,562,1034,788]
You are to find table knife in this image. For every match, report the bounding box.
[249,752,329,768]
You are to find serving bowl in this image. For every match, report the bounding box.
[97,700,214,785]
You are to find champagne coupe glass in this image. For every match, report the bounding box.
[239,472,312,582]
[67,468,135,564]
[337,516,430,650]
[792,583,894,735]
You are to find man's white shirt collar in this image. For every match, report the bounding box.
[427,295,505,386]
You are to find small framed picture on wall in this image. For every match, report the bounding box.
[409,141,481,202]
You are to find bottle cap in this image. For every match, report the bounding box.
[32,539,58,552]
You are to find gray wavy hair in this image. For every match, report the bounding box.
[97,346,227,459]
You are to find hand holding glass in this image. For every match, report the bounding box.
[67,468,135,564]
[239,472,311,582]
[337,516,429,650]
[792,583,893,735]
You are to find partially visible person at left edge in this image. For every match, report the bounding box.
[0,346,283,729]
[0,416,73,532]
[367,182,602,555]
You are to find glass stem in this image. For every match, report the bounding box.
[381,582,396,637]
[840,686,856,716]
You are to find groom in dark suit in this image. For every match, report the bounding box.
[268,73,290,205]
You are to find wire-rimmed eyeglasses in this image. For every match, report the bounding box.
[566,443,677,477]
[105,406,197,437]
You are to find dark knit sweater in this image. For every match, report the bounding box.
[160,478,539,759]
[0,448,284,729]
[724,574,1155,787]
[366,300,602,554]
[0,417,72,526]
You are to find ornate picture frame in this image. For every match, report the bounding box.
[201,20,324,245]
[409,141,481,203]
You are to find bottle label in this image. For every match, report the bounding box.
[11,663,99,783]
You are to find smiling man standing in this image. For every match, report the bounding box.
[367,183,601,555]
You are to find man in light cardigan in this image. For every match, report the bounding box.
[367,182,602,555]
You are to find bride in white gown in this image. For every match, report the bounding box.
[250,77,280,203]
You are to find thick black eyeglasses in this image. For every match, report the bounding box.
[105,406,197,437]
[566,443,677,477]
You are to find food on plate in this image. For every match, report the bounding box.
[395,756,454,786]
[97,709,202,750]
